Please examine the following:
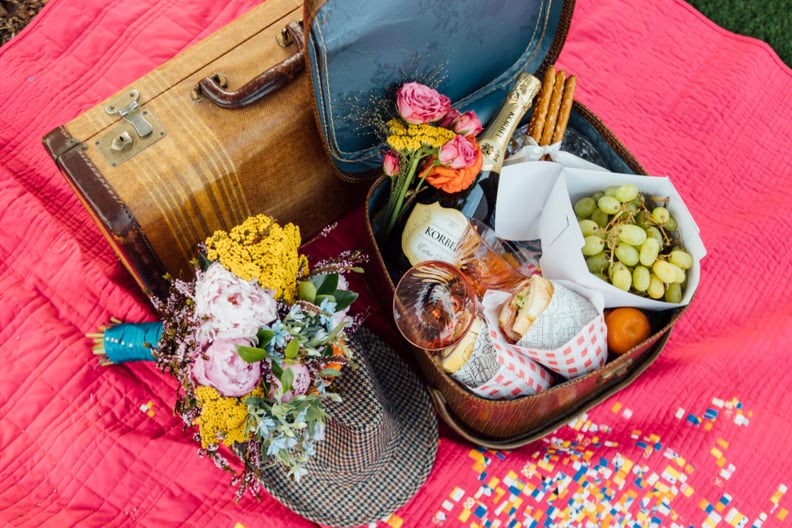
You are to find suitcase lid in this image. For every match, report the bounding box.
[304,0,574,179]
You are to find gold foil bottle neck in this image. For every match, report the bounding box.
[478,72,541,173]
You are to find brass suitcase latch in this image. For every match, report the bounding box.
[96,89,166,166]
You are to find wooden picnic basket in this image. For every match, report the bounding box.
[301,0,688,447]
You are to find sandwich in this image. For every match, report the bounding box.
[439,316,500,389]
[497,274,555,343]
[439,316,486,374]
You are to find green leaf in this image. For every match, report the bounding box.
[325,322,346,343]
[257,328,275,343]
[320,367,342,377]
[280,366,294,392]
[284,339,299,359]
[244,395,259,407]
[326,392,342,403]
[304,403,325,422]
[236,344,268,363]
[314,294,336,306]
[314,273,338,296]
[333,289,358,311]
[271,360,283,378]
[198,253,213,272]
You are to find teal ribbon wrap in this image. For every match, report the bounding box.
[103,322,163,364]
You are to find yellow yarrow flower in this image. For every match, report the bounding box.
[194,385,251,448]
[204,214,308,303]
[386,119,455,153]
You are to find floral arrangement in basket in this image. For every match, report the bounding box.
[378,81,484,240]
[91,214,367,498]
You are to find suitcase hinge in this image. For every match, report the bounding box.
[96,89,166,167]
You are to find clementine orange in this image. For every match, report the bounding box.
[604,307,651,355]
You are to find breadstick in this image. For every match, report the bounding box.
[539,69,567,146]
[551,75,577,145]
[527,65,556,142]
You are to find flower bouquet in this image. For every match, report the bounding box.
[378,81,484,241]
[90,214,367,498]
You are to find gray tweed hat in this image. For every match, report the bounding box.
[259,327,439,526]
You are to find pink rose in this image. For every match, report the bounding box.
[438,135,478,169]
[193,338,261,397]
[425,138,483,194]
[453,111,483,137]
[396,82,451,124]
[269,361,311,403]
[437,107,460,129]
[382,151,400,177]
[194,262,278,343]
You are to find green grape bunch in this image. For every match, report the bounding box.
[573,183,694,303]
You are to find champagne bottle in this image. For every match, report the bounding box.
[401,72,541,267]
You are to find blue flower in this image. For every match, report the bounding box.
[255,416,277,437]
[319,297,337,315]
[267,433,298,456]
[266,320,288,353]
[288,464,308,482]
[303,439,316,457]
[313,377,328,394]
[288,305,306,321]
[311,422,326,443]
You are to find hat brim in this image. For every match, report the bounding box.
[258,327,439,527]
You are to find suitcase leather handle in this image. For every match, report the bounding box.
[196,21,305,109]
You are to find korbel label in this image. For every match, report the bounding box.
[401,202,469,266]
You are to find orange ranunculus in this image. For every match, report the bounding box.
[424,139,483,194]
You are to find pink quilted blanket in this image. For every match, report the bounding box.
[2,0,791,526]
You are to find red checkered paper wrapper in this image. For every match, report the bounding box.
[449,319,555,399]
[481,279,608,379]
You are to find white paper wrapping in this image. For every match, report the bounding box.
[506,137,609,172]
[517,280,599,350]
[448,321,500,388]
[493,161,707,309]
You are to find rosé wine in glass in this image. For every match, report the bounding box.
[393,260,477,352]
[455,218,531,296]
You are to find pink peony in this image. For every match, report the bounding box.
[453,111,483,137]
[193,338,261,397]
[194,262,277,343]
[396,82,451,124]
[438,135,478,169]
[269,361,311,403]
[382,151,400,177]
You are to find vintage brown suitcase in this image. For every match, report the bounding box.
[42,0,366,299]
[301,0,690,447]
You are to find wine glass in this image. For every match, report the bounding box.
[392,260,477,352]
[454,218,532,296]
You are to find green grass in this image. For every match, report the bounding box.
[685,0,790,65]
